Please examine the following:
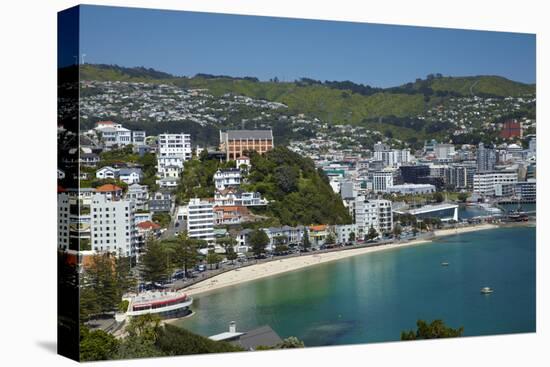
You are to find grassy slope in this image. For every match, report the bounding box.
[419,75,534,97]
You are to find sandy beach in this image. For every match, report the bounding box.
[182,223,498,297]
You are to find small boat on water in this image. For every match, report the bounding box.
[480,287,494,294]
[441,262,449,266]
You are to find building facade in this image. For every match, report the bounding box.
[477,143,497,172]
[354,197,393,237]
[473,171,518,197]
[219,130,274,161]
[186,198,215,242]
[90,194,136,258]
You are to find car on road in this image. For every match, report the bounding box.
[197,264,207,272]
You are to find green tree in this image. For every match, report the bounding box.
[80,325,119,361]
[433,192,444,203]
[199,148,209,161]
[140,238,170,283]
[206,249,221,270]
[278,336,305,348]
[457,192,469,203]
[175,231,199,277]
[273,235,289,254]
[216,236,237,253]
[250,229,270,256]
[325,231,336,245]
[226,246,238,263]
[401,319,464,340]
[80,254,118,320]
[349,231,356,242]
[114,256,136,299]
[274,165,299,193]
[366,225,379,241]
[155,324,243,355]
[393,223,402,239]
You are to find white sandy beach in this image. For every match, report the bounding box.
[182,223,498,297]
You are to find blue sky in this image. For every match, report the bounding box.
[76,5,536,88]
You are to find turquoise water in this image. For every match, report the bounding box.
[459,205,490,218]
[177,227,536,346]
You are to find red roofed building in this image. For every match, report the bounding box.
[137,221,161,231]
[95,184,123,201]
[500,120,523,139]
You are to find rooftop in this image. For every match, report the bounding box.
[96,184,123,192]
[225,130,273,140]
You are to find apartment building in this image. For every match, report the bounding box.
[213,169,242,190]
[354,197,393,237]
[186,198,215,243]
[90,194,137,258]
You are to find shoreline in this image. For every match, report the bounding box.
[181,223,505,298]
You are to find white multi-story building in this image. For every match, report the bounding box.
[186,198,215,243]
[214,189,268,207]
[127,183,149,211]
[94,121,133,147]
[118,168,143,184]
[434,143,455,159]
[372,170,394,192]
[374,149,411,167]
[354,197,393,237]
[57,193,72,251]
[473,171,518,197]
[334,224,357,244]
[158,133,192,160]
[157,134,191,179]
[213,169,242,190]
[157,156,184,178]
[132,131,147,146]
[90,194,136,258]
[388,184,436,195]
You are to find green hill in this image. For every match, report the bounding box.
[244,146,353,226]
[78,64,535,143]
[401,75,535,97]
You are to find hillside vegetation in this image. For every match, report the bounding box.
[244,146,353,226]
[77,64,535,143]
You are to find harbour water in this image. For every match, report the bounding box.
[177,227,536,346]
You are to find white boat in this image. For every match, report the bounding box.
[480,287,494,294]
[441,262,449,266]
[117,290,193,321]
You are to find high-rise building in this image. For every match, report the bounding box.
[373,148,411,167]
[446,164,477,189]
[476,143,496,172]
[90,194,137,258]
[186,198,215,242]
